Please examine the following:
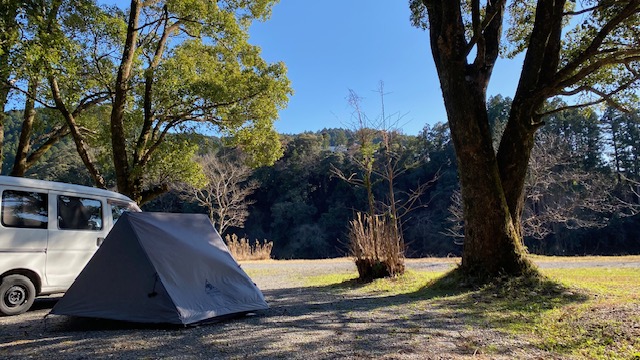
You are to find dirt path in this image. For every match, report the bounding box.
[1,257,638,359]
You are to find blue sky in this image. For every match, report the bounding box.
[101,0,524,135]
[249,0,524,135]
[249,0,442,135]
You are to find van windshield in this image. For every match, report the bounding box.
[110,201,141,224]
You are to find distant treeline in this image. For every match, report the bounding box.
[125,96,640,258]
[3,96,640,258]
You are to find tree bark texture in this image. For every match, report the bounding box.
[110,0,141,201]
[497,0,566,238]
[49,76,107,188]
[0,84,9,174]
[424,0,532,277]
[0,93,9,174]
[110,1,177,204]
[11,78,38,177]
[0,81,8,174]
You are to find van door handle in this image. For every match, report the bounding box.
[97,237,105,246]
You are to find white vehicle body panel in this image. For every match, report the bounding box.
[0,176,139,295]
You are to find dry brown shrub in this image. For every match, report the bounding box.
[225,234,273,261]
[349,212,405,281]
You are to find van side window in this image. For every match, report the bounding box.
[58,195,103,230]
[1,190,48,229]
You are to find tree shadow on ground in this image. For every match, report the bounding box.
[1,268,591,359]
[224,268,591,358]
[418,268,591,330]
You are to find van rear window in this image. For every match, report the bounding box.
[58,195,103,230]
[1,190,48,229]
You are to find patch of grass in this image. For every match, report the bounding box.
[530,254,640,263]
[304,272,358,288]
[534,302,640,359]
[431,269,589,330]
[362,270,449,295]
[434,267,639,359]
[241,267,281,277]
[304,264,639,359]
[533,267,640,359]
[304,270,449,297]
[543,267,640,297]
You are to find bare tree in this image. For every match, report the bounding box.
[178,152,259,235]
[446,132,640,242]
[443,190,464,243]
[332,83,435,280]
[523,132,639,239]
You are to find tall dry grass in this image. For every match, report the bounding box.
[349,212,405,281]
[225,234,273,261]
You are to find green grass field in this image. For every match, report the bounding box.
[303,260,640,359]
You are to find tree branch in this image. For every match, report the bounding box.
[25,125,71,167]
[4,80,56,109]
[49,75,106,188]
[563,2,612,16]
[465,0,505,58]
[555,52,640,92]
[72,92,112,117]
[553,0,640,86]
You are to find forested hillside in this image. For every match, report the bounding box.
[4,96,639,258]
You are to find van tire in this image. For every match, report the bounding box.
[0,275,36,316]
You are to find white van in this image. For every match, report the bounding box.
[0,176,140,315]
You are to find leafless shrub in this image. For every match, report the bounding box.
[333,83,435,280]
[349,212,405,280]
[225,234,273,261]
[443,190,464,243]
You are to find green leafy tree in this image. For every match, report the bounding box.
[3,0,118,179]
[44,1,120,186]
[487,95,512,152]
[105,0,291,204]
[6,0,290,204]
[603,108,640,181]
[244,131,358,259]
[0,0,22,170]
[410,0,640,279]
[266,133,325,257]
[541,100,605,171]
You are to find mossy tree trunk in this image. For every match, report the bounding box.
[409,0,640,278]
[423,0,536,278]
[415,0,639,280]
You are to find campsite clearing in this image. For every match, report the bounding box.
[1,256,639,359]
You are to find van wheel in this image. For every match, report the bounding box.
[0,275,36,316]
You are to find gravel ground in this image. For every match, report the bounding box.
[1,257,639,359]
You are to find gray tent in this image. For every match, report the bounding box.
[50,212,268,325]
